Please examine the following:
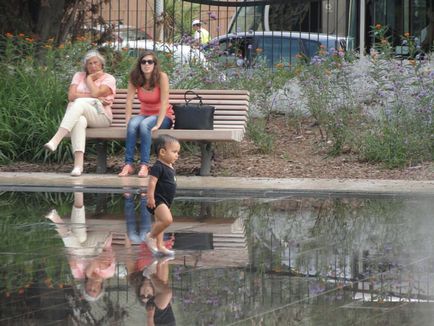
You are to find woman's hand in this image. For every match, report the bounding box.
[98,97,110,106]
[87,71,104,81]
[151,124,161,132]
[147,197,156,209]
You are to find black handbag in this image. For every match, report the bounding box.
[173,91,215,130]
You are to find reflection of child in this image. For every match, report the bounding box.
[145,135,180,256]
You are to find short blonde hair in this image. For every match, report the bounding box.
[83,50,105,72]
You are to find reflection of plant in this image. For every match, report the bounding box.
[0,195,70,295]
[0,191,126,295]
[245,196,434,285]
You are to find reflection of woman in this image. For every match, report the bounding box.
[44,50,116,176]
[124,192,152,244]
[45,192,115,302]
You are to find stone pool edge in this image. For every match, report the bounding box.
[0,172,433,196]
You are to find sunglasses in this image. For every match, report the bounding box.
[140,59,155,65]
[140,294,154,302]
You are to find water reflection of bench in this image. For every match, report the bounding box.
[110,218,246,248]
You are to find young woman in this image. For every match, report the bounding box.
[118,51,174,178]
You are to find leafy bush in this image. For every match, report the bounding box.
[0,28,432,169]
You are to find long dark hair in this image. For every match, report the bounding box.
[130,51,161,90]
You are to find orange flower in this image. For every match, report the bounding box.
[18,33,25,37]
[255,47,263,54]
[375,24,382,30]
[409,59,416,66]
[5,32,13,38]
[44,44,52,49]
[275,63,284,68]
[25,37,33,43]
[58,44,64,49]
[404,32,410,38]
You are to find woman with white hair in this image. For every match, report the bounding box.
[44,50,116,176]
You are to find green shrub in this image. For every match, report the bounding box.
[246,118,275,154]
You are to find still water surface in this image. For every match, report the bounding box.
[1,191,434,325]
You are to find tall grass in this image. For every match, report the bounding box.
[0,64,71,163]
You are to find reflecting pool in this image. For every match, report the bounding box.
[1,190,434,325]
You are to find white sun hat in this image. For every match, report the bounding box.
[192,19,201,26]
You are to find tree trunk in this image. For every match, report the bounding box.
[35,0,66,42]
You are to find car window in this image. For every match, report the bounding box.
[302,39,322,56]
[255,36,300,65]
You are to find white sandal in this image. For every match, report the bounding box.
[70,167,82,177]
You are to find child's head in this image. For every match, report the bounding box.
[154,135,180,164]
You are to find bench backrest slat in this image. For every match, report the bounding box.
[111,89,249,130]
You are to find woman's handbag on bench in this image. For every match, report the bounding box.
[173,90,215,130]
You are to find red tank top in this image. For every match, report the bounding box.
[137,86,174,119]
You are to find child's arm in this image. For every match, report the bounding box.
[147,175,158,209]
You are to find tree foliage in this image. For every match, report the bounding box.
[0,0,109,45]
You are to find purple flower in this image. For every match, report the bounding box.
[208,12,217,20]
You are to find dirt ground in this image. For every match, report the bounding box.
[2,115,433,180]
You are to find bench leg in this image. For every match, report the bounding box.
[199,142,213,176]
[95,141,107,174]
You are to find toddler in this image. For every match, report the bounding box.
[145,135,180,256]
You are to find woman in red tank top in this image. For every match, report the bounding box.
[119,51,174,177]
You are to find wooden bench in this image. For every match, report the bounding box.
[84,89,250,175]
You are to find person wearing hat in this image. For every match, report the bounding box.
[192,19,210,46]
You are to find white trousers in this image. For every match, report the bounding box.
[62,205,112,256]
[60,98,111,153]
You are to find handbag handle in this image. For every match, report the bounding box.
[184,90,203,106]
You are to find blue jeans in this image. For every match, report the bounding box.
[124,195,152,244]
[124,115,173,165]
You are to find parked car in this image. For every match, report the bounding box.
[205,31,351,67]
[113,26,153,42]
[110,39,206,66]
[84,24,153,43]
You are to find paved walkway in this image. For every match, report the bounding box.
[0,172,433,196]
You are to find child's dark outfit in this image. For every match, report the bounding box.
[147,160,177,214]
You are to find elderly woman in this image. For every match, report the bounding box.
[44,50,116,176]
